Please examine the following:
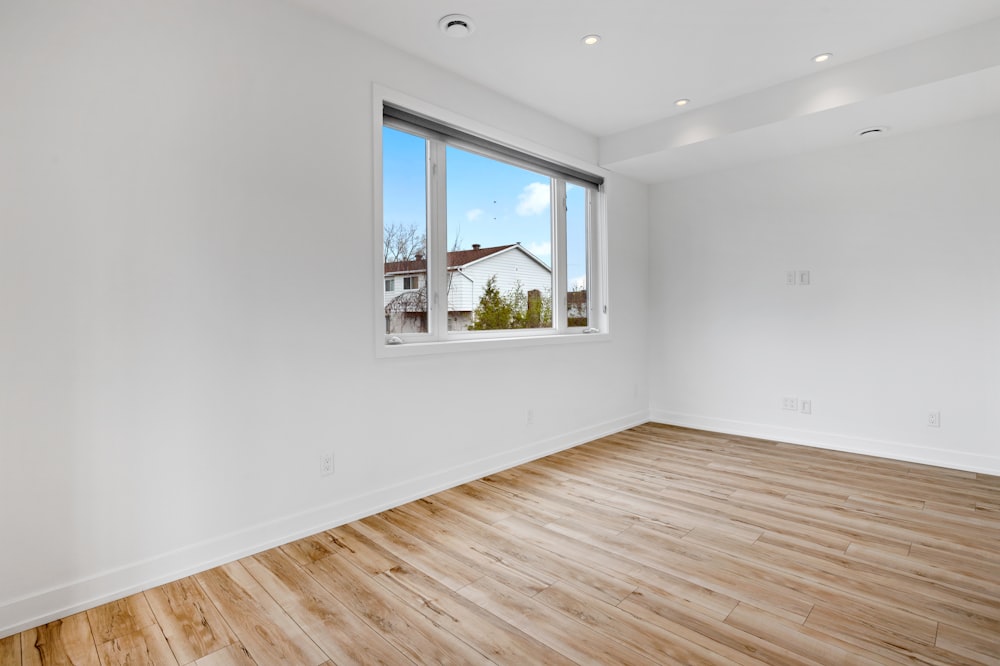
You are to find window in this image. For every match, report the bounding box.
[566,182,589,328]
[378,97,606,350]
[385,278,395,292]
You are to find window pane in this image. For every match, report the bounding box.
[445,146,553,331]
[566,184,588,327]
[383,126,428,334]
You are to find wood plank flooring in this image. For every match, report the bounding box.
[6,424,999,664]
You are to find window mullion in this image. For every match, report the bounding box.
[427,140,449,339]
[553,179,567,332]
[588,186,606,330]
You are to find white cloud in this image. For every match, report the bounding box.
[466,208,483,221]
[516,182,550,216]
[570,275,587,290]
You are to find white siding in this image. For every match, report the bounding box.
[447,270,474,312]
[383,271,425,309]
[387,248,552,315]
[458,248,552,315]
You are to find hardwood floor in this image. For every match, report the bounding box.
[6,424,999,665]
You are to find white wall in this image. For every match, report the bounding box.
[648,112,1000,475]
[0,0,650,635]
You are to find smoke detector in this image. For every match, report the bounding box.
[439,14,474,38]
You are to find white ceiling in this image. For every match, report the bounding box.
[293,0,1000,181]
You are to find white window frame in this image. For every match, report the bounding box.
[373,86,609,357]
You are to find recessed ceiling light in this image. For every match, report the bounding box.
[857,126,889,137]
[674,98,690,107]
[581,34,601,46]
[439,14,474,38]
[812,52,832,63]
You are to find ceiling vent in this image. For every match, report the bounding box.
[439,14,474,38]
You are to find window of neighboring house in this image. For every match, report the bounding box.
[385,278,395,292]
[378,97,606,350]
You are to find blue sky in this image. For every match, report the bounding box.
[383,126,588,289]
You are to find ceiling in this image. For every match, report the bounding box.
[293,0,1000,182]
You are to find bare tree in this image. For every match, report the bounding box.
[450,225,464,252]
[383,223,426,263]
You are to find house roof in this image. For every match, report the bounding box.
[384,244,519,275]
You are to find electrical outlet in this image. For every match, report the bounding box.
[928,411,941,428]
[798,270,811,285]
[786,270,797,286]
[320,452,334,476]
[800,400,812,415]
[782,397,798,411]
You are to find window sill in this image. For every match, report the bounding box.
[375,329,611,358]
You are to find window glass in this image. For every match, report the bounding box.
[382,126,428,334]
[379,100,606,349]
[445,146,553,332]
[565,184,588,327]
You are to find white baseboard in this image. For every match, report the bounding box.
[650,410,1000,476]
[0,410,648,639]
